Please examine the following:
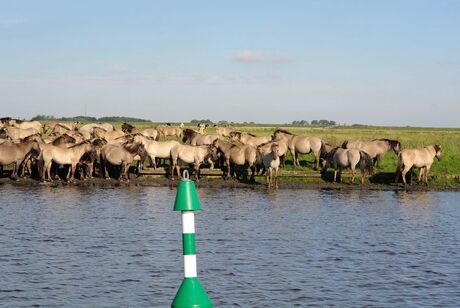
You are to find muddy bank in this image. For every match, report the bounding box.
[1,175,459,192]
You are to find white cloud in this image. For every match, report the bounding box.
[108,64,131,73]
[232,50,286,64]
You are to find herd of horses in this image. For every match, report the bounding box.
[0,117,442,187]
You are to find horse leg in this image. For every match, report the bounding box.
[103,161,110,179]
[11,161,18,177]
[0,165,3,177]
[401,165,411,187]
[70,163,77,181]
[424,165,431,185]
[175,163,181,180]
[418,167,423,183]
[361,169,365,185]
[126,163,131,181]
[280,155,285,167]
[66,165,72,180]
[333,169,337,183]
[46,161,53,181]
[88,162,94,179]
[351,168,356,184]
[194,162,200,180]
[250,165,255,182]
[152,155,157,169]
[314,151,320,170]
[275,168,279,188]
[290,149,297,166]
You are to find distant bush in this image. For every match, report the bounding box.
[310,120,336,126]
[292,120,310,125]
[190,119,214,124]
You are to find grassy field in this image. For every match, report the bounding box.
[107,122,460,186]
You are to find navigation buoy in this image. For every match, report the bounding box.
[172,170,213,308]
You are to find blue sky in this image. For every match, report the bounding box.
[1,1,459,127]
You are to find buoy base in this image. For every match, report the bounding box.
[172,277,213,308]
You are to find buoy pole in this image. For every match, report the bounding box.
[172,170,212,308]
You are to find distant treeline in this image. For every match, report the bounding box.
[292,120,337,126]
[31,115,152,123]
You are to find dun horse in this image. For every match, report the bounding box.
[0,140,40,177]
[321,147,374,184]
[262,143,281,188]
[0,127,40,140]
[40,141,95,181]
[100,143,147,181]
[272,129,326,169]
[212,139,259,181]
[133,134,179,169]
[182,129,220,146]
[230,131,272,147]
[169,144,218,180]
[342,139,401,166]
[395,145,441,186]
[157,124,183,138]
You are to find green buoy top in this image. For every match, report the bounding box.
[174,170,201,211]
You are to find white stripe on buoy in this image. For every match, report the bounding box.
[182,211,195,234]
[184,254,197,278]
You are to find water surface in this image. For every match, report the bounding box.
[1,184,459,307]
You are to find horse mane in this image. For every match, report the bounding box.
[243,132,256,137]
[122,122,135,133]
[52,134,76,145]
[373,138,401,148]
[122,142,139,153]
[68,140,91,148]
[273,128,293,135]
[257,141,273,148]
[0,117,11,123]
[54,123,71,131]
[183,128,197,137]
[14,119,24,124]
[434,144,441,152]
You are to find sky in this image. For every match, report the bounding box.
[0,0,459,127]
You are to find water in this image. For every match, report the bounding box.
[0,184,459,307]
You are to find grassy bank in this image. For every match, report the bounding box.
[10,121,460,188]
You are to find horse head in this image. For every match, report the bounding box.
[434,145,442,161]
[389,139,402,154]
[207,145,219,161]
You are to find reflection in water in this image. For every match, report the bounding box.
[0,185,459,307]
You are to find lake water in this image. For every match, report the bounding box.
[0,184,459,307]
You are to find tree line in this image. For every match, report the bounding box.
[292,120,337,126]
[31,115,151,123]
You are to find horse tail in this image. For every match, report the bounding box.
[320,140,327,158]
[341,140,349,149]
[358,151,373,174]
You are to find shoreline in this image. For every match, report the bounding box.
[1,176,459,192]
